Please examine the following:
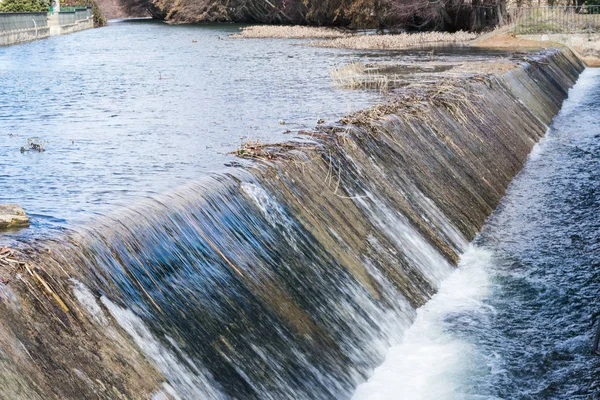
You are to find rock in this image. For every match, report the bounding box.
[0,205,30,230]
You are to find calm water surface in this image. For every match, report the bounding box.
[0,20,382,236]
[0,21,514,238]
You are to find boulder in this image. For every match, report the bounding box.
[0,204,30,230]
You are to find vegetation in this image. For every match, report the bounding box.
[0,0,49,12]
[312,30,478,49]
[90,1,107,26]
[20,137,47,153]
[61,0,107,26]
[586,0,600,12]
[119,0,506,32]
[231,25,351,39]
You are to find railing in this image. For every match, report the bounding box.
[58,7,92,25]
[0,12,48,32]
[514,5,600,34]
[75,7,91,21]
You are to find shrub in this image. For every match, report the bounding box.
[61,0,107,26]
[0,0,49,12]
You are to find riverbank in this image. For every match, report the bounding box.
[231,26,478,47]
[229,25,351,39]
[472,27,600,66]
[232,24,600,66]
[520,33,600,67]
[0,8,98,47]
[0,44,585,398]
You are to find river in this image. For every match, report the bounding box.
[0,20,381,237]
[0,20,511,240]
[0,19,595,400]
[353,67,600,400]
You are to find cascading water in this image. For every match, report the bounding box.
[0,49,587,399]
[353,65,600,400]
[45,170,461,399]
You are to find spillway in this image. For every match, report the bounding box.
[0,48,587,399]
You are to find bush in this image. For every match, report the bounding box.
[62,0,107,26]
[0,0,49,12]
[91,1,107,26]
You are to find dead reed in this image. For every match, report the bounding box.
[340,78,483,128]
[311,31,478,50]
[231,25,352,39]
[330,62,405,92]
[0,246,70,313]
[234,140,319,160]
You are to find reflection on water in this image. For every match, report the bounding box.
[0,21,517,239]
[0,20,381,236]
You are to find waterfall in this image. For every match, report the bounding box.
[0,48,585,399]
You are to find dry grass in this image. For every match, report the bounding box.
[231,25,352,39]
[340,78,483,128]
[310,31,478,50]
[472,33,550,49]
[330,62,403,92]
[0,247,70,313]
[448,60,517,75]
[234,140,319,160]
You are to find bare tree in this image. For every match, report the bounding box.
[116,0,506,31]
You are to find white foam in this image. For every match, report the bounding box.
[527,133,549,162]
[101,297,223,400]
[355,193,455,288]
[557,68,599,117]
[528,68,599,164]
[352,245,493,400]
[70,279,108,325]
[241,182,298,249]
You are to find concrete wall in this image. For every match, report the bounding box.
[51,17,93,36]
[0,9,94,47]
[0,26,50,46]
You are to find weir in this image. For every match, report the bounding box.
[0,48,585,399]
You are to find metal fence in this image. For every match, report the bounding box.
[514,6,600,34]
[58,7,91,25]
[0,12,48,32]
[75,7,91,21]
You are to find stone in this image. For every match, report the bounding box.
[0,204,30,230]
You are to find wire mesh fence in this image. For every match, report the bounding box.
[514,6,600,34]
[0,12,48,32]
[74,7,91,21]
[58,7,92,25]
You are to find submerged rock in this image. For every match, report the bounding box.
[0,204,30,230]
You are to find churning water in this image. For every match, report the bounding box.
[354,68,600,399]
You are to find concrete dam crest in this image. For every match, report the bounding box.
[0,48,586,399]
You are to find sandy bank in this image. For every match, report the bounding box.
[472,28,600,67]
